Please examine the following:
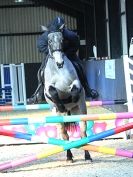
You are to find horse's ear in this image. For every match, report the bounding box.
[59,24,65,30]
[41,25,48,32]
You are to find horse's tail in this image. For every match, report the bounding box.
[64,110,78,132]
[64,122,79,132]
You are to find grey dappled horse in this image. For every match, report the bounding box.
[44,31,92,162]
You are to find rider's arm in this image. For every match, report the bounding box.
[63,29,80,53]
[37,31,49,55]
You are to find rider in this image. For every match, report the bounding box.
[28,16,99,104]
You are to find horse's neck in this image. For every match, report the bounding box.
[53,56,76,74]
[46,55,78,82]
[45,55,81,95]
[47,56,58,71]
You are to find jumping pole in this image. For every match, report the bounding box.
[0,122,132,171]
[0,99,126,112]
[0,112,133,126]
[0,129,132,158]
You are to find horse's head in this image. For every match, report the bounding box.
[48,32,64,69]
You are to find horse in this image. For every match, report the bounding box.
[43,31,92,163]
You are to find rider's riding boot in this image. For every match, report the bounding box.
[27,83,44,104]
[27,59,46,104]
[72,60,99,99]
[82,76,99,99]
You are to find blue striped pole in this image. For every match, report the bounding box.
[0,122,132,171]
[0,99,126,112]
[0,129,133,159]
[1,112,133,126]
[0,104,51,111]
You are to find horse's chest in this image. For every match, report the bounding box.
[55,79,71,90]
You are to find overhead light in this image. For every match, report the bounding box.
[15,0,24,3]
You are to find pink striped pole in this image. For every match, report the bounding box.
[0,112,133,126]
[0,100,126,112]
[0,129,132,158]
[0,123,132,171]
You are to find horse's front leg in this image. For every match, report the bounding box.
[70,80,81,103]
[48,85,66,112]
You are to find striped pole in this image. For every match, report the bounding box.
[0,112,133,126]
[0,104,51,112]
[86,99,126,107]
[48,138,133,158]
[0,129,132,159]
[0,99,126,112]
[0,122,132,171]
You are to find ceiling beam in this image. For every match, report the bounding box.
[30,0,94,14]
[80,0,94,6]
[53,0,84,13]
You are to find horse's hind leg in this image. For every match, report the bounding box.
[71,104,92,162]
[79,121,92,162]
[58,123,73,162]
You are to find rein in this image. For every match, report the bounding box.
[51,49,62,53]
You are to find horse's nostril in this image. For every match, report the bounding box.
[57,61,64,68]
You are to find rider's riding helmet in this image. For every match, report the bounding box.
[48,16,65,32]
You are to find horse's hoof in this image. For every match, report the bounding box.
[66,159,74,163]
[57,104,66,113]
[85,158,93,163]
[72,95,79,103]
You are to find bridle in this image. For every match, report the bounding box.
[48,32,64,68]
[48,32,63,57]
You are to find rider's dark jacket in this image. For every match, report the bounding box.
[37,27,80,61]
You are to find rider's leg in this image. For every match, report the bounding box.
[79,65,99,99]
[27,58,46,104]
[70,56,99,99]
